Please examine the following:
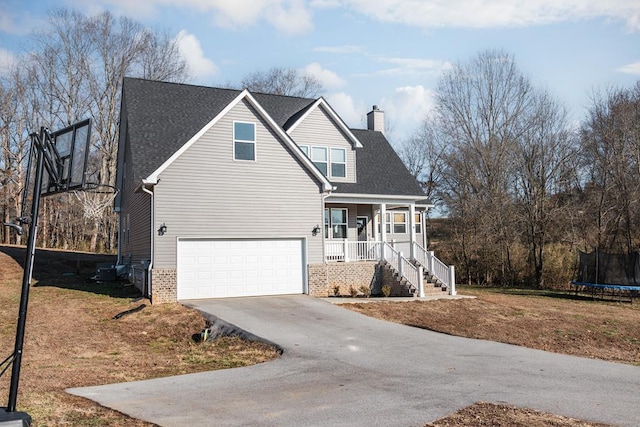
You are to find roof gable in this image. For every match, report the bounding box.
[121,78,331,191]
[285,98,363,149]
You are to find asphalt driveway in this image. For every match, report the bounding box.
[68,295,640,426]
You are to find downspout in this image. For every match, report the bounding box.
[321,187,335,265]
[142,184,154,300]
[116,212,122,265]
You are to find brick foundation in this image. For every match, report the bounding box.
[151,268,177,304]
[308,264,329,297]
[308,261,388,297]
[151,262,391,303]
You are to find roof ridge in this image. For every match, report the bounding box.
[124,77,317,102]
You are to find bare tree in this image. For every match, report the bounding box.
[414,50,576,287]
[3,8,190,252]
[580,82,640,254]
[513,91,577,287]
[435,50,535,285]
[240,67,323,97]
[397,115,447,203]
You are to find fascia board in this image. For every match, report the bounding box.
[286,98,363,149]
[326,192,429,204]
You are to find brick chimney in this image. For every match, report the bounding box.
[366,105,385,134]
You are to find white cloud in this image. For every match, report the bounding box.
[77,0,312,29]
[66,0,157,19]
[309,0,342,8]
[100,0,314,34]
[339,0,640,31]
[313,45,365,54]
[263,0,313,34]
[0,48,16,75]
[617,61,640,74]
[325,92,365,128]
[376,57,452,76]
[380,85,436,142]
[304,63,346,90]
[175,30,217,80]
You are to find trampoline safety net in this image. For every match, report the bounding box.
[576,250,640,286]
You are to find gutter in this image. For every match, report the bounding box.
[141,182,154,300]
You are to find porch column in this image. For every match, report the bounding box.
[409,203,416,261]
[380,203,387,261]
[373,209,379,241]
[422,211,428,249]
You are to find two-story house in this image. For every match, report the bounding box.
[115,78,454,303]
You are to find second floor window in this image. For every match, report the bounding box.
[234,122,256,161]
[311,147,328,175]
[300,145,347,178]
[330,148,346,178]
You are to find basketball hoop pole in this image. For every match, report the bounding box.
[4,128,48,416]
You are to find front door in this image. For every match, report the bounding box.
[357,216,368,241]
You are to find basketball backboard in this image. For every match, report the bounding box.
[40,118,91,196]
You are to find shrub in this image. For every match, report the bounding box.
[332,285,341,296]
[359,285,371,298]
[382,284,392,297]
[349,285,358,297]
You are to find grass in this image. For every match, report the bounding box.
[0,245,279,426]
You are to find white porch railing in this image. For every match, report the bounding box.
[324,239,456,296]
[383,242,424,297]
[412,242,456,295]
[325,240,382,262]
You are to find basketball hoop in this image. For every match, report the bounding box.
[72,183,118,220]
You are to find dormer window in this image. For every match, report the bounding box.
[330,148,346,178]
[311,147,328,175]
[234,121,256,161]
[299,145,347,179]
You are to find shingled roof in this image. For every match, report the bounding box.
[120,78,425,199]
[334,129,425,197]
[122,78,316,182]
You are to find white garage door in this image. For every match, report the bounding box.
[177,238,305,300]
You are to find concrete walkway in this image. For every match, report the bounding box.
[68,295,640,426]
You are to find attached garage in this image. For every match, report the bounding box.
[176,238,306,300]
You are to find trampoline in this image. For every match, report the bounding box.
[571,281,640,303]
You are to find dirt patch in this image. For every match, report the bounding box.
[0,245,279,426]
[425,402,611,427]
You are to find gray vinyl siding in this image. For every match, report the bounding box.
[118,139,151,265]
[288,105,356,183]
[153,98,325,268]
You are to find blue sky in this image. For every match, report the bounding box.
[1,0,639,143]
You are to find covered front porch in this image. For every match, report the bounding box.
[322,197,456,295]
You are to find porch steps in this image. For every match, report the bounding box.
[380,262,448,298]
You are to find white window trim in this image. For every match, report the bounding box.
[330,147,347,178]
[303,145,347,178]
[311,146,328,176]
[393,212,407,234]
[377,211,411,234]
[325,207,348,239]
[414,213,422,234]
[233,121,256,161]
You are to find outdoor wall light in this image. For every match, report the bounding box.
[312,224,321,236]
[158,223,167,236]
